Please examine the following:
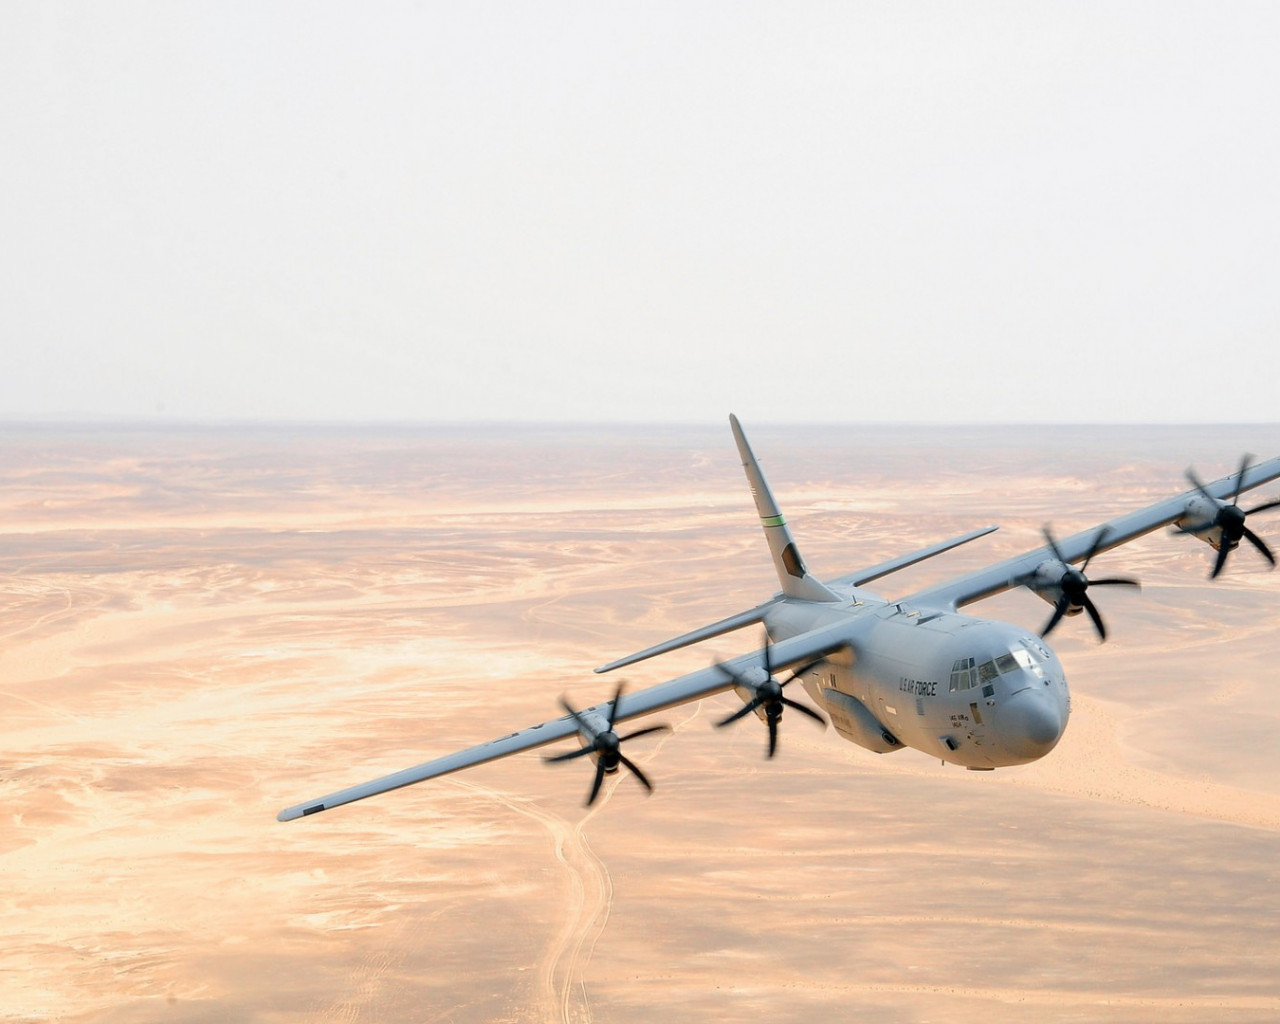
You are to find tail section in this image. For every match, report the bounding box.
[729,414,839,603]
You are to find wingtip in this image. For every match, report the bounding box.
[277,802,325,822]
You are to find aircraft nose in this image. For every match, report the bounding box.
[1001,686,1065,761]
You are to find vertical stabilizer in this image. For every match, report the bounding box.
[729,414,840,602]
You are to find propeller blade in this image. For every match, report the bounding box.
[1081,595,1107,642]
[1187,468,1216,504]
[780,655,829,686]
[1033,524,1138,641]
[586,760,608,806]
[1041,597,1070,638]
[1211,539,1232,579]
[780,696,827,726]
[1184,458,1279,578]
[617,754,654,793]
[544,745,597,764]
[1242,526,1277,568]
[559,696,588,726]
[616,724,671,744]
[1231,454,1252,505]
[548,680,670,805]
[1042,526,1067,564]
[717,697,764,727]
[715,632,830,756]
[1080,525,1111,573]
[606,682,625,730]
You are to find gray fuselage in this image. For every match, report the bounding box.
[766,591,1070,769]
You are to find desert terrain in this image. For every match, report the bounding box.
[2,422,1280,1023]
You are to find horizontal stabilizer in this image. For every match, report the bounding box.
[825,526,999,589]
[595,599,779,674]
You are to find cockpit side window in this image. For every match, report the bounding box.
[949,657,976,692]
[1012,646,1046,678]
[1019,637,1052,661]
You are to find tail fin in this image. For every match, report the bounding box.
[730,414,839,602]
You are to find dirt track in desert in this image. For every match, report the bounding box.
[3,422,1280,1023]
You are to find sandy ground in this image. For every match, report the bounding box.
[2,422,1280,1023]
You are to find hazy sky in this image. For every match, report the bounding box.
[3,3,1278,424]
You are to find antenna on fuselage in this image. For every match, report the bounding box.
[729,414,839,603]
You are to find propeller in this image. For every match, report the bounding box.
[543,683,670,806]
[714,632,827,757]
[1187,456,1280,578]
[1035,525,1140,642]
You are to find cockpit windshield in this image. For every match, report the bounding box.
[949,647,1044,691]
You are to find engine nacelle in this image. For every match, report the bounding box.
[1176,462,1280,577]
[1024,559,1084,615]
[1175,494,1234,551]
[729,666,772,722]
[568,710,619,770]
[822,688,901,754]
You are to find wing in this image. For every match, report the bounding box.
[277,618,856,821]
[906,456,1280,612]
[594,598,780,674]
[823,525,999,589]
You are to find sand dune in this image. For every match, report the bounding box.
[2,423,1280,1022]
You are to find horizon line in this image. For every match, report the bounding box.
[1,416,1279,431]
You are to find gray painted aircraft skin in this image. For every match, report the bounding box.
[278,417,1280,822]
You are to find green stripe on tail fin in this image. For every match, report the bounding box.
[729,414,840,603]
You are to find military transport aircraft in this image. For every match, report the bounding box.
[278,417,1280,821]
